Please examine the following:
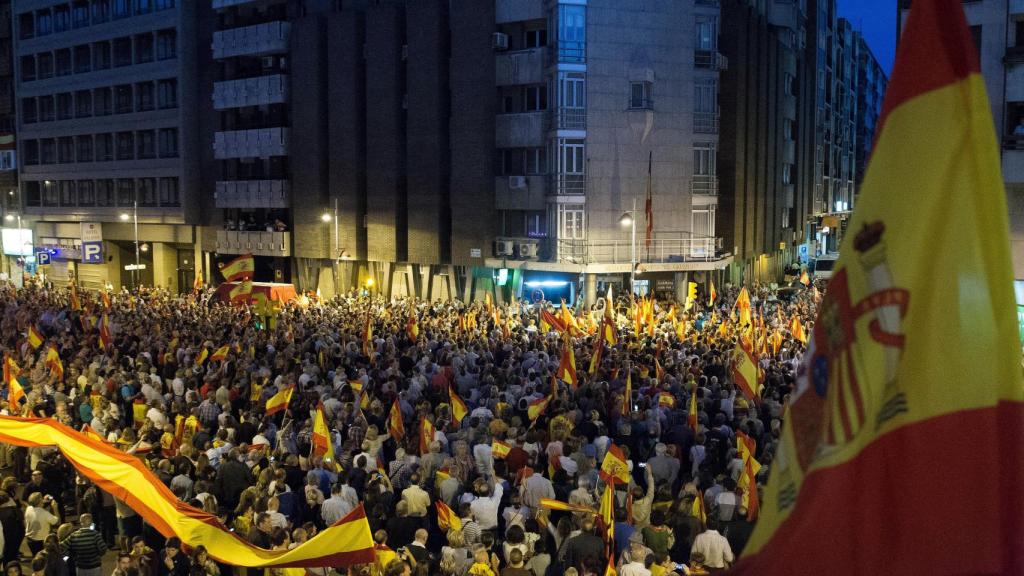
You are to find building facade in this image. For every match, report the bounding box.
[852,30,886,189]
[898,0,1023,279]
[10,0,208,291]
[0,0,19,278]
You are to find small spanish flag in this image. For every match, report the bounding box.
[491,439,511,459]
[264,385,295,416]
[527,394,551,421]
[209,345,230,363]
[599,444,630,485]
[435,467,451,484]
[219,253,255,282]
[557,336,577,388]
[45,345,63,381]
[435,501,461,531]
[195,347,209,366]
[419,418,436,455]
[27,326,44,349]
[449,389,468,426]
[538,499,597,515]
[799,270,810,286]
[388,399,405,442]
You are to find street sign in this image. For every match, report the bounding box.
[81,241,103,263]
[36,252,50,266]
[124,264,147,271]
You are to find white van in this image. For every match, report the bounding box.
[812,254,839,280]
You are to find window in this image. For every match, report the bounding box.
[77,180,95,206]
[526,147,546,174]
[39,96,55,122]
[73,2,90,28]
[556,5,585,63]
[696,16,717,52]
[158,128,178,158]
[136,130,155,159]
[55,49,72,76]
[117,179,134,205]
[135,82,154,111]
[75,90,93,118]
[37,53,53,79]
[23,141,39,165]
[138,177,156,206]
[42,181,58,207]
[77,135,94,162]
[629,81,652,109]
[524,85,547,111]
[36,10,52,36]
[74,45,92,73]
[116,132,134,160]
[25,181,41,207]
[20,56,35,81]
[525,28,547,48]
[157,79,177,109]
[93,41,111,69]
[60,181,75,206]
[156,29,176,60]
[58,137,74,163]
[92,0,110,23]
[57,93,73,120]
[97,180,114,206]
[114,37,132,67]
[53,6,70,32]
[158,177,179,206]
[19,13,34,40]
[115,85,133,114]
[94,87,113,116]
[558,204,585,240]
[95,134,113,161]
[22,98,37,123]
[134,0,152,14]
[113,0,131,19]
[525,210,546,237]
[692,206,716,238]
[135,33,153,63]
[693,142,716,176]
[156,0,175,10]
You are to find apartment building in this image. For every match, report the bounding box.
[11,0,208,291]
[852,30,886,190]
[0,1,18,277]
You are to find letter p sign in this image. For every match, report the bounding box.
[82,241,103,264]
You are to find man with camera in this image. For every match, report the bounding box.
[24,492,59,555]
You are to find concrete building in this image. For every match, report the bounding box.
[898,0,1023,280]
[10,0,209,291]
[852,30,886,190]
[0,0,19,277]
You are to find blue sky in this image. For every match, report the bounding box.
[838,0,897,74]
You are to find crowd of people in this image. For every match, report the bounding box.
[0,275,819,576]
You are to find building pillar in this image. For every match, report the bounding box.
[151,242,177,292]
[674,272,688,304]
[106,242,122,291]
[584,273,597,308]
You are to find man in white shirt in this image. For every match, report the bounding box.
[469,480,503,531]
[619,542,653,576]
[400,475,431,518]
[24,492,59,554]
[691,521,734,570]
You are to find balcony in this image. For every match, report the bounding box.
[496,0,545,23]
[557,237,723,264]
[216,230,291,257]
[695,50,729,70]
[495,175,547,211]
[550,173,585,196]
[694,112,719,134]
[215,180,290,209]
[213,128,289,159]
[552,41,586,64]
[496,48,548,86]
[495,112,548,148]
[213,0,264,8]
[691,175,718,195]
[213,75,289,110]
[213,21,290,59]
[553,107,586,131]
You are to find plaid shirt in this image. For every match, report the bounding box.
[197,400,220,428]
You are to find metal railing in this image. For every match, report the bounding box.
[556,237,723,264]
[691,175,719,195]
[553,41,586,64]
[550,173,586,195]
[694,50,729,70]
[554,107,586,130]
[693,111,720,133]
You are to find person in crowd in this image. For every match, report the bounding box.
[61,514,107,576]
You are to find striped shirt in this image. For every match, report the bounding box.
[61,528,107,569]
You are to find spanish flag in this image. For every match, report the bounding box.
[45,345,63,381]
[193,267,204,292]
[788,315,807,344]
[731,341,760,402]
[603,286,618,346]
[435,501,461,531]
[449,389,468,426]
[735,286,752,328]
[588,334,603,376]
[311,403,338,470]
[732,2,1024,573]
[799,270,810,286]
[264,385,294,416]
[435,467,451,485]
[621,371,631,417]
[98,314,113,349]
[100,290,111,310]
[388,399,404,442]
[556,337,577,388]
[708,280,717,307]
[229,280,253,303]
[527,394,551,421]
[209,345,230,363]
[4,355,23,408]
[598,484,614,544]
[688,388,699,431]
[219,253,255,282]
[362,314,373,358]
[195,347,209,366]
[70,284,81,311]
[691,490,706,526]
[418,417,436,455]
[538,499,597,515]
[599,444,630,486]
[491,439,511,459]
[27,326,44,349]
[405,312,419,341]
[736,432,760,522]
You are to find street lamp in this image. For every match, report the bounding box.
[620,199,638,294]
[320,212,331,222]
[120,200,139,290]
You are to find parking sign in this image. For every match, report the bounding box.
[81,241,103,263]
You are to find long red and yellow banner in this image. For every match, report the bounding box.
[0,416,375,568]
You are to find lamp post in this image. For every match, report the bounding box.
[120,199,139,290]
[619,197,637,295]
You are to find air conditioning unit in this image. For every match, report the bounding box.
[492,32,509,51]
[519,242,538,258]
[508,176,527,189]
[495,239,515,256]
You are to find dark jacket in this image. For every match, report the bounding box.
[214,459,253,509]
[61,527,107,569]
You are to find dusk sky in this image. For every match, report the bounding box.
[838,0,897,74]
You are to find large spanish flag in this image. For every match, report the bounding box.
[264,385,294,416]
[0,417,374,568]
[732,1,1024,573]
[220,253,255,282]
